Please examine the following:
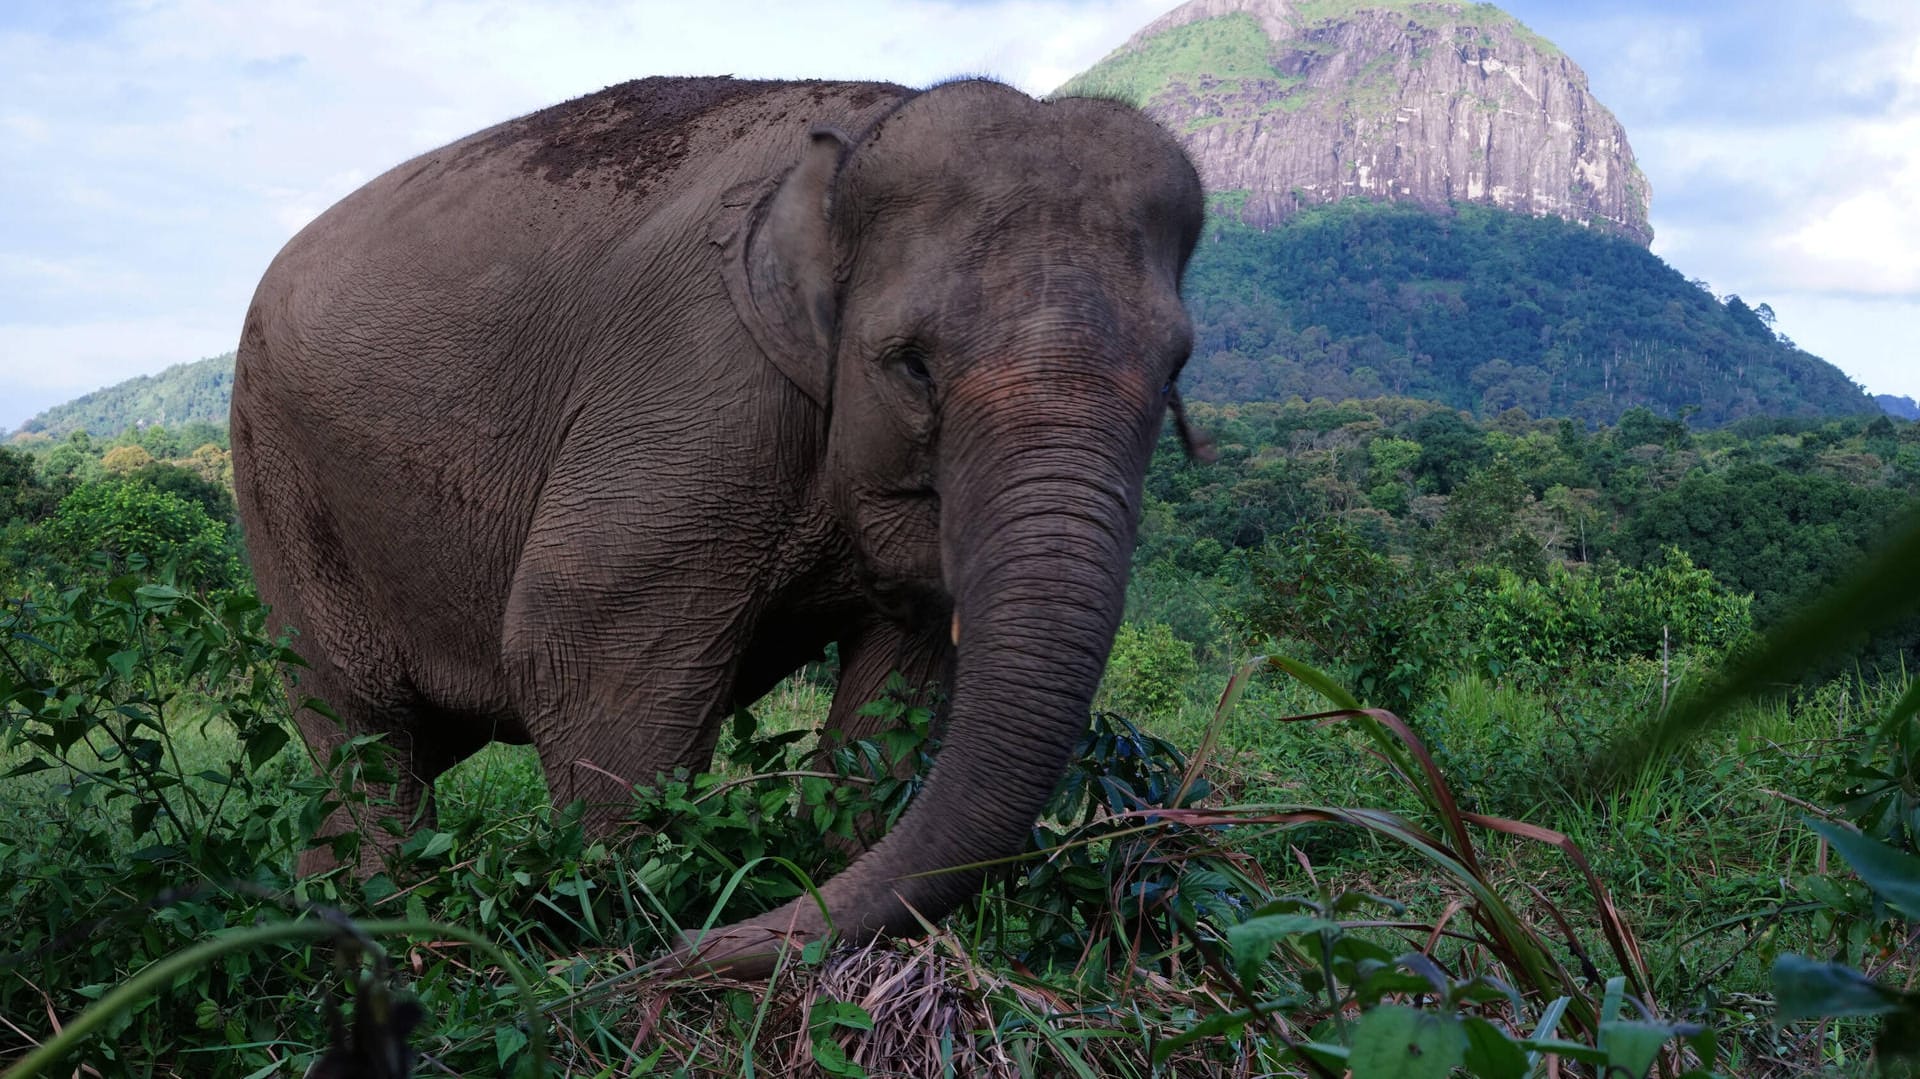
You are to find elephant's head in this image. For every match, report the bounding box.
[703,79,1204,970]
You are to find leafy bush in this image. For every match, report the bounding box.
[1238,518,1460,715]
[0,575,316,1073]
[1467,547,1752,682]
[18,479,239,590]
[1099,620,1200,718]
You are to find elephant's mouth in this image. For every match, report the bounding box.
[847,482,944,620]
[861,572,950,626]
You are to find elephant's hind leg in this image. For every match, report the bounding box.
[237,394,456,877]
[279,624,450,878]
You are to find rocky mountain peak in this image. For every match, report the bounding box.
[1059,0,1652,244]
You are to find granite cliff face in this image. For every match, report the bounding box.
[1059,0,1652,243]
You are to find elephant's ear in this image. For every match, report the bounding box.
[714,127,848,409]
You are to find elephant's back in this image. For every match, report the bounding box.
[440,77,912,203]
[307,77,917,251]
[243,77,915,412]
[249,78,917,373]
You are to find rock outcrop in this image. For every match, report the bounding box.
[1058,0,1652,243]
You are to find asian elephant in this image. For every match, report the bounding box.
[231,75,1205,970]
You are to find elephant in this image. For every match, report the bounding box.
[230,74,1206,971]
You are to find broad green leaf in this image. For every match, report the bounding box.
[1599,1020,1679,1079]
[1773,954,1902,1022]
[244,725,289,770]
[495,1024,528,1067]
[1460,1016,1527,1079]
[1348,1005,1466,1079]
[134,583,185,606]
[1225,913,1340,985]
[1808,817,1920,918]
[810,1001,875,1033]
[105,649,140,681]
[811,1036,866,1078]
[3,758,54,779]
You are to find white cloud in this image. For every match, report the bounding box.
[1603,16,1703,119]
[1627,2,1920,323]
[1775,125,1920,296]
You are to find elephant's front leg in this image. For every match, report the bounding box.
[819,618,953,847]
[500,536,757,833]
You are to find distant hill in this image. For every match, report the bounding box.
[12,353,234,442]
[1878,394,1920,420]
[1182,201,1877,425]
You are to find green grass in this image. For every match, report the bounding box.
[1104,646,1903,1074]
[5,569,1911,1075]
[1055,13,1284,106]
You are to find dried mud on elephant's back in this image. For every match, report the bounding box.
[465,76,908,197]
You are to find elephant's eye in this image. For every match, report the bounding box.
[890,341,934,387]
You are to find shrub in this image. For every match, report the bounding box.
[1100,620,1199,718]
[23,479,239,590]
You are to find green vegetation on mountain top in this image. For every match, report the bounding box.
[1290,0,1563,55]
[1055,13,1284,105]
[1055,2,1562,108]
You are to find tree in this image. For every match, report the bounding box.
[0,446,60,527]
[100,444,155,474]
[1434,457,1545,577]
[1239,519,1454,715]
[128,461,236,525]
[25,480,238,590]
[1099,621,1199,718]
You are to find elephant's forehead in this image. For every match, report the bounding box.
[847,88,1192,207]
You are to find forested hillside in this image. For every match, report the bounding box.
[11,352,234,442]
[1182,202,1878,425]
[1128,399,1918,682]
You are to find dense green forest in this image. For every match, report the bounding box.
[1183,202,1879,425]
[3,403,1918,1074]
[12,352,235,442]
[1131,398,1919,659]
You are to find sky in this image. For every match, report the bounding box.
[1,0,1917,431]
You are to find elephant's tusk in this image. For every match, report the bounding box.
[950,612,960,646]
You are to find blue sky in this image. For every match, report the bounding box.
[2,0,1916,431]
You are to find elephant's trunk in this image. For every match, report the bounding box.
[690,381,1155,970]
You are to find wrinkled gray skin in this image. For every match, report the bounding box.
[232,76,1203,971]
